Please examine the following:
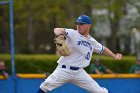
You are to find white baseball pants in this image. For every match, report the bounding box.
[40,64,108,93]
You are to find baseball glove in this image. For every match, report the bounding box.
[54,34,71,56]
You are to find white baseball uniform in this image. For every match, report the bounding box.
[40,28,108,93]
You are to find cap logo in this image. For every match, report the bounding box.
[78,17,82,21]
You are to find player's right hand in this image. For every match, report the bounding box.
[114,53,122,60]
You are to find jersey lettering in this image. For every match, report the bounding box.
[77,40,92,50]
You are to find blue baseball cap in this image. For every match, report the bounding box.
[75,15,92,24]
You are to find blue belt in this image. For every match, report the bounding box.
[61,65,80,70]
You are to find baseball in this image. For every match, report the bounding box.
[115,54,122,60]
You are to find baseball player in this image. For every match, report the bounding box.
[37,15,122,93]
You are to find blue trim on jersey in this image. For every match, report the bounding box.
[100,45,104,54]
[63,28,68,36]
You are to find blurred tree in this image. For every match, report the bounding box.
[0,5,10,53]
[13,0,94,54]
[128,0,140,29]
[106,0,125,52]
[0,0,139,54]
[92,0,140,54]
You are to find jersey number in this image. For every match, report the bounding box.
[85,52,90,60]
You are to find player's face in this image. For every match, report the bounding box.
[76,23,91,36]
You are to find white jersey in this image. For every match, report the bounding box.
[57,28,104,68]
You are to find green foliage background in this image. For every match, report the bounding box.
[0,54,136,74]
[1,0,140,54]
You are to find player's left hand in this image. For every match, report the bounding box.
[114,53,122,60]
[54,34,71,56]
